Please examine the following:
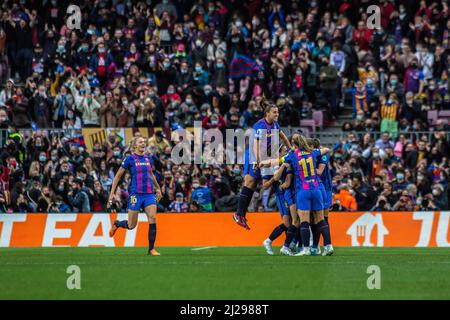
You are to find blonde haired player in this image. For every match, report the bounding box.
[108,137,162,255]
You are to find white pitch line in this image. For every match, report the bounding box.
[191,246,218,251]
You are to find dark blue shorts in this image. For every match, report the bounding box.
[284,188,295,207]
[243,160,262,180]
[128,193,156,211]
[296,189,324,211]
[243,150,262,180]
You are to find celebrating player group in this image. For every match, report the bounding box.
[106,97,333,257]
[234,97,334,256]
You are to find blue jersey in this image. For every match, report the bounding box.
[282,149,322,191]
[247,118,281,163]
[121,153,154,194]
[191,186,213,211]
[317,153,332,191]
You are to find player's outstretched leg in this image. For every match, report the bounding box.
[233,176,256,230]
[109,220,126,237]
[110,210,139,237]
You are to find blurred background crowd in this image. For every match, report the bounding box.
[1,0,450,213]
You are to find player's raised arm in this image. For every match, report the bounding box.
[262,177,275,190]
[279,167,292,190]
[319,147,330,155]
[280,130,292,150]
[259,157,281,167]
[273,162,288,182]
[108,167,125,207]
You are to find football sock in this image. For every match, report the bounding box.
[300,222,311,248]
[325,217,332,243]
[116,220,129,229]
[236,186,254,217]
[318,220,331,246]
[284,225,297,248]
[311,224,320,248]
[296,227,303,247]
[148,223,157,250]
[269,223,287,241]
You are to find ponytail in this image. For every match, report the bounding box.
[293,134,312,153]
[260,96,276,116]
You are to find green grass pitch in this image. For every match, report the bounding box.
[0,247,449,300]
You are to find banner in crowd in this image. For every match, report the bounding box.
[0,212,449,247]
[81,127,194,152]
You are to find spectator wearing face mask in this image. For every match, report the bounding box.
[211,57,228,89]
[75,166,94,190]
[193,62,209,88]
[191,176,213,212]
[379,93,400,139]
[89,43,114,85]
[207,31,227,65]
[393,170,409,193]
[52,85,74,127]
[202,112,225,130]
[431,184,448,209]
[404,58,425,94]
[176,61,194,93]
[161,85,182,111]
[169,192,189,212]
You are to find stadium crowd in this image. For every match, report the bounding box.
[1,0,450,213]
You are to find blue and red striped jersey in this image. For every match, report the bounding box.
[121,153,154,194]
[281,149,321,191]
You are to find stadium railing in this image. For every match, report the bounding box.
[1,128,448,149]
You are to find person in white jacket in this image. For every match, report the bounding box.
[415,43,434,80]
[70,76,101,127]
[0,79,15,107]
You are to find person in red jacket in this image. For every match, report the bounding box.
[353,20,372,52]
[202,112,226,130]
[161,85,181,110]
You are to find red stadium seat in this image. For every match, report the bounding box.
[300,119,316,135]
[313,111,324,130]
[428,110,438,126]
